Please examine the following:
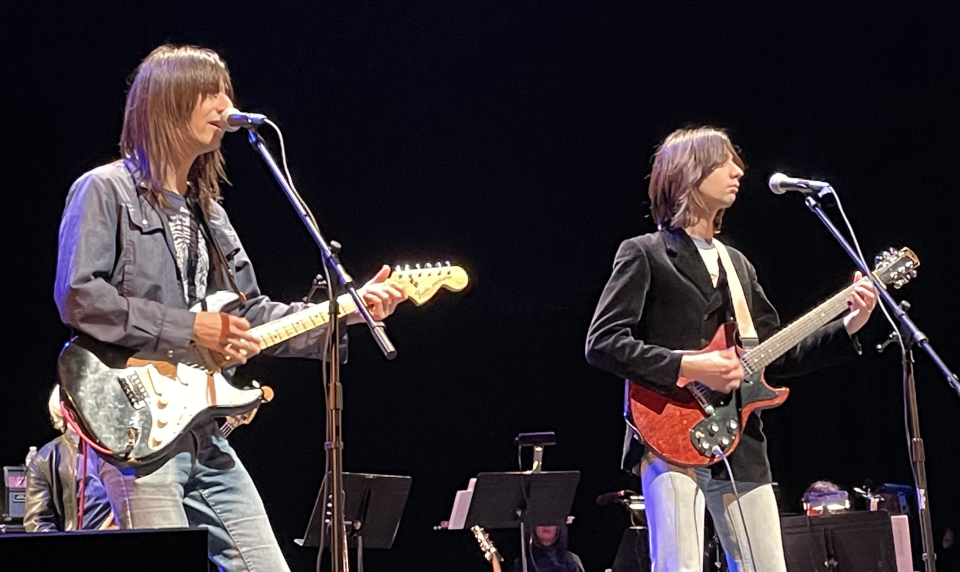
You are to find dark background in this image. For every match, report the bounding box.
[6,1,960,570]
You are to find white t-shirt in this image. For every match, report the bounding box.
[691,236,720,287]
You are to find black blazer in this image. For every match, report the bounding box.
[585,228,860,481]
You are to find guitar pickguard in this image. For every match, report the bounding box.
[688,370,774,457]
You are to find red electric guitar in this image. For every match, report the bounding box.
[627,247,919,467]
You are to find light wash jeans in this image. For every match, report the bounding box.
[98,428,289,572]
[640,452,787,572]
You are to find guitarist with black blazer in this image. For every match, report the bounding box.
[585,126,877,572]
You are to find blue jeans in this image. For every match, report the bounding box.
[98,428,289,572]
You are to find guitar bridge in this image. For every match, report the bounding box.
[118,373,148,410]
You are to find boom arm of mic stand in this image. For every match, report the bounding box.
[803,192,960,396]
[246,128,396,359]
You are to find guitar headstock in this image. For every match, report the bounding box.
[389,262,469,305]
[872,247,919,290]
[470,525,501,564]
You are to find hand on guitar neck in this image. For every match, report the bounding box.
[345,264,409,324]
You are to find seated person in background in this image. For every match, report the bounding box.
[939,527,958,571]
[23,386,115,531]
[511,524,584,572]
[802,480,849,516]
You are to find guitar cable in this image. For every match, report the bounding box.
[712,445,759,572]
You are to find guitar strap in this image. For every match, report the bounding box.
[713,240,758,349]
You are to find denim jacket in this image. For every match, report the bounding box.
[54,160,335,361]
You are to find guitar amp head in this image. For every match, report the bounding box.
[1,465,26,523]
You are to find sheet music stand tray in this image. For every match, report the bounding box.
[298,472,411,570]
[463,471,579,572]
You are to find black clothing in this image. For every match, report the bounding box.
[511,545,584,572]
[23,434,113,531]
[586,228,861,483]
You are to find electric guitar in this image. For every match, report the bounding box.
[221,386,274,438]
[471,525,503,572]
[627,248,918,467]
[58,263,469,466]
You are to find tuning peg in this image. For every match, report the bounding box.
[394,265,402,273]
[405,264,411,271]
[910,270,917,278]
[425,263,432,268]
[894,281,903,289]
[905,261,914,268]
[874,255,883,265]
[416,263,421,269]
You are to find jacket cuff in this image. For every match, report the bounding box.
[157,308,197,356]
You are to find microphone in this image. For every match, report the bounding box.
[595,490,636,506]
[220,107,268,132]
[768,172,832,195]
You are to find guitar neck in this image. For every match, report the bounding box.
[741,283,855,373]
[249,293,358,351]
[246,264,469,351]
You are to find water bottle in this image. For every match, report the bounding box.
[24,446,37,468]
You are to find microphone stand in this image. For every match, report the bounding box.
[802,188,960,572]
[246,127,396,572]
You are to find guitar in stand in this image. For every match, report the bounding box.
[57,263,469,466]
[627,247,919,467]
[471,525,503,572]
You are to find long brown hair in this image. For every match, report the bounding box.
[120,44,234,213]
[648,126,744,231]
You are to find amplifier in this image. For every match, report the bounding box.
[1,466,26,522]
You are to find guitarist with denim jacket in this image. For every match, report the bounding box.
[53,44,407,571]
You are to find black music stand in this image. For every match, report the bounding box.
[463,471,580,572]
[299,472,411,572]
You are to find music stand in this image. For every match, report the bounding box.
[463,471,580,572]
[299,472,411,572]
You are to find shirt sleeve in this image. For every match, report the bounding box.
[23,454,58,532]
[210,204,345,360]
[585,239,684,392]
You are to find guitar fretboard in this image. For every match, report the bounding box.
[686,283,855,408]
[249,293,359,350]
[740,284,855,374]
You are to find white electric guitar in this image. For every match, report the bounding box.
[57,263,469,466]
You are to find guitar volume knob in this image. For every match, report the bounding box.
[709,423,719,434]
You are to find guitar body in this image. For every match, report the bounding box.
[627,322,789,467]
[58,292,264,466]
